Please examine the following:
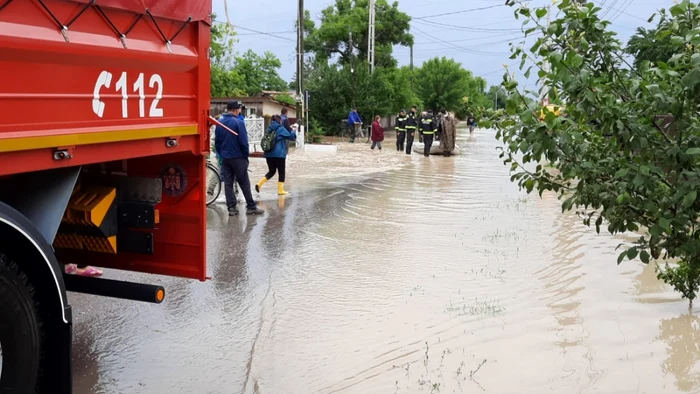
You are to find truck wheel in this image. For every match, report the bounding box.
[0,254,41,393]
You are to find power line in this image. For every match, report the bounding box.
[414,4,505,20]
[592,1,649,22]
[212,19,296,42]
[410,31,530,46]
[411,25,510,56]
[609,0,635,22]
[414,18,523,33]
[237,30,295,36]
[601,0,621,19]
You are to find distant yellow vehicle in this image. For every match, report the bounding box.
[539,104,565,121]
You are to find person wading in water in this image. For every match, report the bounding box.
[256,115,297,195]
[439,109,457,157]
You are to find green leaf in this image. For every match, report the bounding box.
[536,8,548,18]
[659,218,671,233]
[683,190,697,208]
[615,168,629,178]
[616,192,630,204]
[595,216,603,234]
[562,196,575,212]
[686,147,700,155]
[681,68,700,90]
[692,53,700,66]
[627,247,639,260]
[640,165,650,175]
[617,250,627,265]
[640,250,650,264]
[671,36,685,46]
[647,13,656,23]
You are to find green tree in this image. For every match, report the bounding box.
[210,21,245,97]
[487,86,508,110]
[489,0,700,306]
[415,57,486,112]
[233,50,288,96]
[305,0,413,68]
[626,26,675,69]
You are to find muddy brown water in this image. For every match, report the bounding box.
[70,129,700,394]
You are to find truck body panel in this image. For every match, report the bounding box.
[0,0,211,281]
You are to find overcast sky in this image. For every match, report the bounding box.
[213,0,671,89]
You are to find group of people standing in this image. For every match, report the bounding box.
[214,101,296,217]
[395,106,457,157]
[348,106,459,157]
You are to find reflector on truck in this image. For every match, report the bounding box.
[54,185,119,254]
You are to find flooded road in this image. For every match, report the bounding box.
[71,128,700,393]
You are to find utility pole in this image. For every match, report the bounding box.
[410,43,414,90]
[350,31,355,107]
[296,0,304,127]
[367,0,376,74]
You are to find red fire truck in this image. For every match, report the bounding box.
[0,1,211,392]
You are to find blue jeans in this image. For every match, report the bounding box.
[222,158,256,209]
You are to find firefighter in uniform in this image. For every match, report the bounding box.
[405,106,418,155]
[420,111,437,157]
[395,109,407,152]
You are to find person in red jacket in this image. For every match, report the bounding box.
[371,115,384,152]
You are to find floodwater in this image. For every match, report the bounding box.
[70,128,700,394]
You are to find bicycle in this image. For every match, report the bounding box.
[339,122,369,143]
[205,159,222,206]
[205,155,241,206]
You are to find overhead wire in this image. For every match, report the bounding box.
[608,0,635,22]
[413,18,523,33]
[414,4,505,20]
[411,25,510,56]
[212,19,296,42]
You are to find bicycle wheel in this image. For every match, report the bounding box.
[205,163,222,206]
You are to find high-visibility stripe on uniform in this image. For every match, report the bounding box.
[421,118,437,134]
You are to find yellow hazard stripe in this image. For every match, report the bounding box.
[0,125,198,153]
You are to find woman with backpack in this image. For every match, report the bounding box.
[255,115,297,195]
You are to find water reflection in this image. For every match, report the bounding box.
[659,314,700,392]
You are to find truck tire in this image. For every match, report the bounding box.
[0,253,42,393]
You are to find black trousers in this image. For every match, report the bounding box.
[396,131,406,151]
[405,130,415,154]
[222,157,256,209]
[423,134,434,157]
[265,157,286,182]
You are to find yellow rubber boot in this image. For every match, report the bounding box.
[255,177,267,193]
[278,182,289,196]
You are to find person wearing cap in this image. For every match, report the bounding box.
[395,109,407,152]
[214,101,264,216]
[405,106,418,154]
[419,110,437,157]
[347,107,363,143]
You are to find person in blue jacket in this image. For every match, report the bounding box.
[347,107,363,143]
[255,115,297,195]
[237,103,246,124]
[214,101,264,216]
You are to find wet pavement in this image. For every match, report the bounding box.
[71,128,700,393]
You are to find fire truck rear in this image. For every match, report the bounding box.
[0,1,211,392]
